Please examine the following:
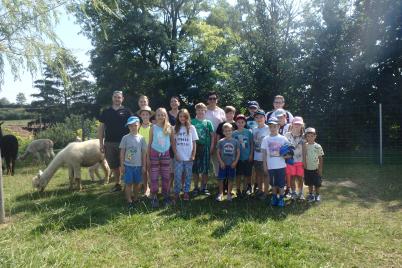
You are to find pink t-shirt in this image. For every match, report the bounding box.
[205,106,226,131]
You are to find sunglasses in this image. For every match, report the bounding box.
[208,97,217,100]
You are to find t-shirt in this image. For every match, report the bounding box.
[266,110,294,124]
[216,121,237,139]
[205,107,226,131]
[139,124,151,144]
[261,134,289,170]
[175,125,199,161]
[99,106,132,143]
[233,128,253,161]
[217,138,239,165]
[191,118,214,146]
[151,125,171,153]
[168,111,177,126]
[119,134,147,167]
[252,125,270,161]
[279,124,290,135]
[305,142,324,170]
[285,132,304,163]
[246,116,258,129]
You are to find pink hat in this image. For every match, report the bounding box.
[292,116,304,125]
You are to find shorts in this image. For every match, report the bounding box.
[104,142,120,169]
[218,165,236,180]
[124,165,142,184]
[254,160,265,175]
[286,162,304,177]
[304,169,322,187]
[193,143,210,175]
[269,168,286,188]
[236,160,253,177]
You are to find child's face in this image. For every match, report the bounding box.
[236,119,246,129]
[223,127,233,138]
[248,106,257,115]
[179,113,188,124]
[140,111,150,122]
[196,108,206,118]
[255,114,265,126]
[278,115,286,126]
[226,111,235,121]
[273,98,284,110]
[292,124,302,135]
[138,97,148,108]
[128,123,139,132]
[269,123,279,134]
[156,110,166,124]
[170,98,180,109]
[306,133,316,143]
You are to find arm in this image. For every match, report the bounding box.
[262,149,268,174]
[302,143,307,169]
[318,156,323,176]
[171,130,179,161]
[249,133,254,162]
[216,146,225,169]
[120,148,125,175]
[191,141,196,161]
[232,146,240,168]
[98,123,105,152]
[210,132,216,155]
[147,127,154,166]
[142,147,147,173]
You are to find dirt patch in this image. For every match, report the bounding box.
[5,125,33,138]
[323,179,358,188]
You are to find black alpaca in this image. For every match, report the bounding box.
[0,122,18,176]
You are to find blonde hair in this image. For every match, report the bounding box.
[224,106,236,113]
[195,102,207,110]
[138,95,149,105]
[175,109,192,135]
[289,121,305,136]
[274,95,285,102]
[222,122,233,130]
[155,107,171,135]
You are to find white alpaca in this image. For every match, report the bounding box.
[18,139,55,162]
[88,159,111,181]
[32,139,110,192]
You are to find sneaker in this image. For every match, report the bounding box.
[127,202,134,209]
[183,192,190,201]
[216,194,223,202]
[291,192,298,200]
[271,195,278,206]
[151,197,159,208]
[298,192,305,200]
[245,185,252,196]
[191,187,200,196]
[236,190,243,198]
[110,184,122,192]
[253,184,259,193]
[227,193,233,201]
[200,188,211,196]
[255,189,263,198]
[307,193,315,203]
[315,194,321,202]
[163,197,172,206]
[277,197,285,207]
[258,192,267,200]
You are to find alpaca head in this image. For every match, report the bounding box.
[32,170,45,192]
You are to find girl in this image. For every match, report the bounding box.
[148,108,174,207]
[138,105,154,196]
[284,116,305,199]
[138,95,149,110]
[172,109,198,201]
[168,96,180,126]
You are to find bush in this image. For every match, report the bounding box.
[0,108,35,120]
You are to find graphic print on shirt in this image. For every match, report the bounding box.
[126,147,138,161]
[223,142,235,158]
[236,134,248,149]
[254,132,264,153]
[268,140,281,157]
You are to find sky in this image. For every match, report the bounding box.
[0,7,93,103]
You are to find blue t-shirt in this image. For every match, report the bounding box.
[217,138,239,165]
[246,116,258,129]
[233,128,253,161]
[151,125,171,153]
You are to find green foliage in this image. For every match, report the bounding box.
[0,108,35,120]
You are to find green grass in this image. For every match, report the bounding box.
[2,119,33,127]
[0,162,401,267]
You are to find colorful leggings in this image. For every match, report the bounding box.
[174,160,193,194]
[149,148,171,196]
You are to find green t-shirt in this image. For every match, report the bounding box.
[191,118,214,146]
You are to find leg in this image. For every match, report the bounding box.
[174,161,184,194]
[149,149,160,198]
[228,180,233,196]
[68,167,74,190]
[160,152,171,197]
[100,159,111,183]
[218,181,224,195]
[133,183,141,202]
[183,161,193,193]
[73,165,82,191]
[125,183,133,203]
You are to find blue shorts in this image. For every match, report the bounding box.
[269,168,286,188]
[218,165,236,180]
[124,165,142,184]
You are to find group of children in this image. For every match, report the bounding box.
[118,94,324,209]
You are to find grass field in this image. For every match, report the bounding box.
[0,162,401,267]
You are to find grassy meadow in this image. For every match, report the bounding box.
[0,161,401,267]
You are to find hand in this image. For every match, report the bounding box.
[191,155,195,161]
[147,158,151,168]
[263,165,268,174]
[231,162,237,169]
[175,155,180,162]
[318,170,322,177]
[220,161,225,169]
[210,148,215,155]
[303,163,307,169]
[248,156,253,163]
[142,166,146,174]
[120,165,125,175]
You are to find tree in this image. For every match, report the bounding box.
[15,93,26,105]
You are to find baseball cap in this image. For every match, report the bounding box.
[305,127,316,134]
[253,109,266,118]
[247,100,259,109]
[137,106,154,116]
[235,114,247,121]
[292,116,304,125]
[267,117,279,125]
[125,116,140,126]
[274,109,287,117]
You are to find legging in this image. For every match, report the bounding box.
[149,148,171,196]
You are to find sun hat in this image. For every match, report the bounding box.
[267,117,279,125]
[247,100,259,109]
[137,106,154,116]
[253,109,266,118]
[235,114,247,121]
[305,127,316,134]
[274,108,287,118]
[125,116,140,126]
[292,116,304,125]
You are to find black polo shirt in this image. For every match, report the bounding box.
[216,121,238,140]
[99,106,132,143]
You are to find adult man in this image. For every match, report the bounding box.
[98,90,132,192]
[205,91,226,186]
[266,95,294,123]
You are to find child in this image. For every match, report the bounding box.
[246,101,259,129]
[191,103,215,196]
[261,117,289,207]
[233,114,254,197]
[216,123,240,201]
[138,105,153,196]
[252,109,270,198]
[284,117,305,199]
[274,109,290,135]
[303,127,324,202]
[138,95,149,110]
[148,108,174,207]
[266,95,294,123]
[172,109,199,201]
[119,116,147,209]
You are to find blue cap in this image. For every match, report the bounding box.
[125,116,140,126]
[247,100,259,108]
[253,109,266,118]
[267,117,279,125]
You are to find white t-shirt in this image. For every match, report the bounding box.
[205,107,226,131]
[252,125,270,161]
[175,125,199,161]
[261,134,289,169]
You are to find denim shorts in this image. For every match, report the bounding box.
[269,168,286,188]
[124,165,142,184]
[236,160,253,177]
[218,165,236,180]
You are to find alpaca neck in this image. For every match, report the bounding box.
[41,149,65,184]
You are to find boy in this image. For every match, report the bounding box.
[216,123,240,201]
[303,127,324,202]
[252,109,270,198]
[233,114,254,197]
[266,95,294,123]
[246,101,259,129]
[119,116,147,209]
[191,102,215,196]
[274,109,290,135]
[261,117,289,207]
